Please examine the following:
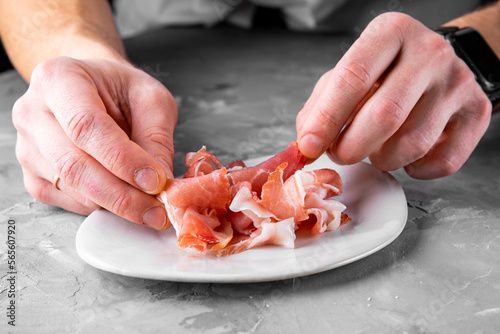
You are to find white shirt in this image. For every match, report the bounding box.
[114,0,350,37]
[114,0,483,38]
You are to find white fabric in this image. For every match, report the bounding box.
[114,0,349,37]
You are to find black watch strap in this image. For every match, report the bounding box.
[435,26,500,107]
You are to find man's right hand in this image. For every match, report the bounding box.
[12,56,177,230]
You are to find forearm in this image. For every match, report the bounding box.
[0,0,129,82]
[444,1,500,58]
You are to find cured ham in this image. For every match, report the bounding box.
[158,142,350,256]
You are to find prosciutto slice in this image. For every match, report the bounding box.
[227,142,306,194]
[158,142,350,256]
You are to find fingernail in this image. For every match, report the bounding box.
[135,167,159,192]
[156,157,174,180]
[299,134,325,158]
[142,206,168,230]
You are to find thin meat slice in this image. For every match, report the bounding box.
[229,183,276,228]
[165,168,230,213]
[226,167,347,254]
[289,169,346,234]
[258,163,308,222]
[158,141,350,256]
[227,142,306,194]
[226,181,258,235]
[225,159,246,170]
[184,146,223,178]
[225,210,255,235]
[176,208,224,253]
[301,169,342,198]
[217,218,296,256]
[304,194,346,234]
[158,168,233,253]
[167,207,233,253]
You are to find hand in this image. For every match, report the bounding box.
[12,56,177,229]
[296,12,491,179]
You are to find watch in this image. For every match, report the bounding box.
[434,26,500,106]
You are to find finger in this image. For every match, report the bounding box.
[405,120,479,179]
[296,69,332,136]
[296,13,410,159]
[127,76,178,180]
[371,52,490,174]
[14,94,102,208]
[31,57,168,195]
[15,132,54,182]
[53,145,170,230]
[327,38,435,165]
[24,103,170,230]
[297,71,375,166]
[405,94,491,180]
[22,168,96,216]
[367,90,449,171]
[297,71,381,147]
[16,134,101,209]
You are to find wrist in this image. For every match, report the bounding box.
[435,26,500,108]
[442,2,500,59]
[54,30,130,65]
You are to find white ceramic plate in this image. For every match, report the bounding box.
[76,155,407,283]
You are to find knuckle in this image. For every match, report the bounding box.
[54,151,88,189]
[434,155,461,177]
[477,95,493,122]
[101,143,128,175]
[468,97,491,138]
[409,34,451,70]
[31,56,73,86]
[370,95,406,129]
[426,34,452,59]
[314,104,343,131]
[145,130,176,161]
[453,66,492,125]
[67,110,97,147]
[401,129,433,161]
[368,151,391,171]
[334,61,372,94]
[137,79,172,102]
[386,12,413,34]
[334,144,360,165]
[134,124,176,164]
[141,127,171,146]
[372,12,413,41]
[152,87,177,112]
[108,191,132,218]
[453,60,475,84]
[466,89,492,126]
[375,11,410,24]
[15,142,30,167]
[11,97,32,132]
[30,58,57,85]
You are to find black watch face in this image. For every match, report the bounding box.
[454,28,500,91]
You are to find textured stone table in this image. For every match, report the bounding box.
[1,25,499,334]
